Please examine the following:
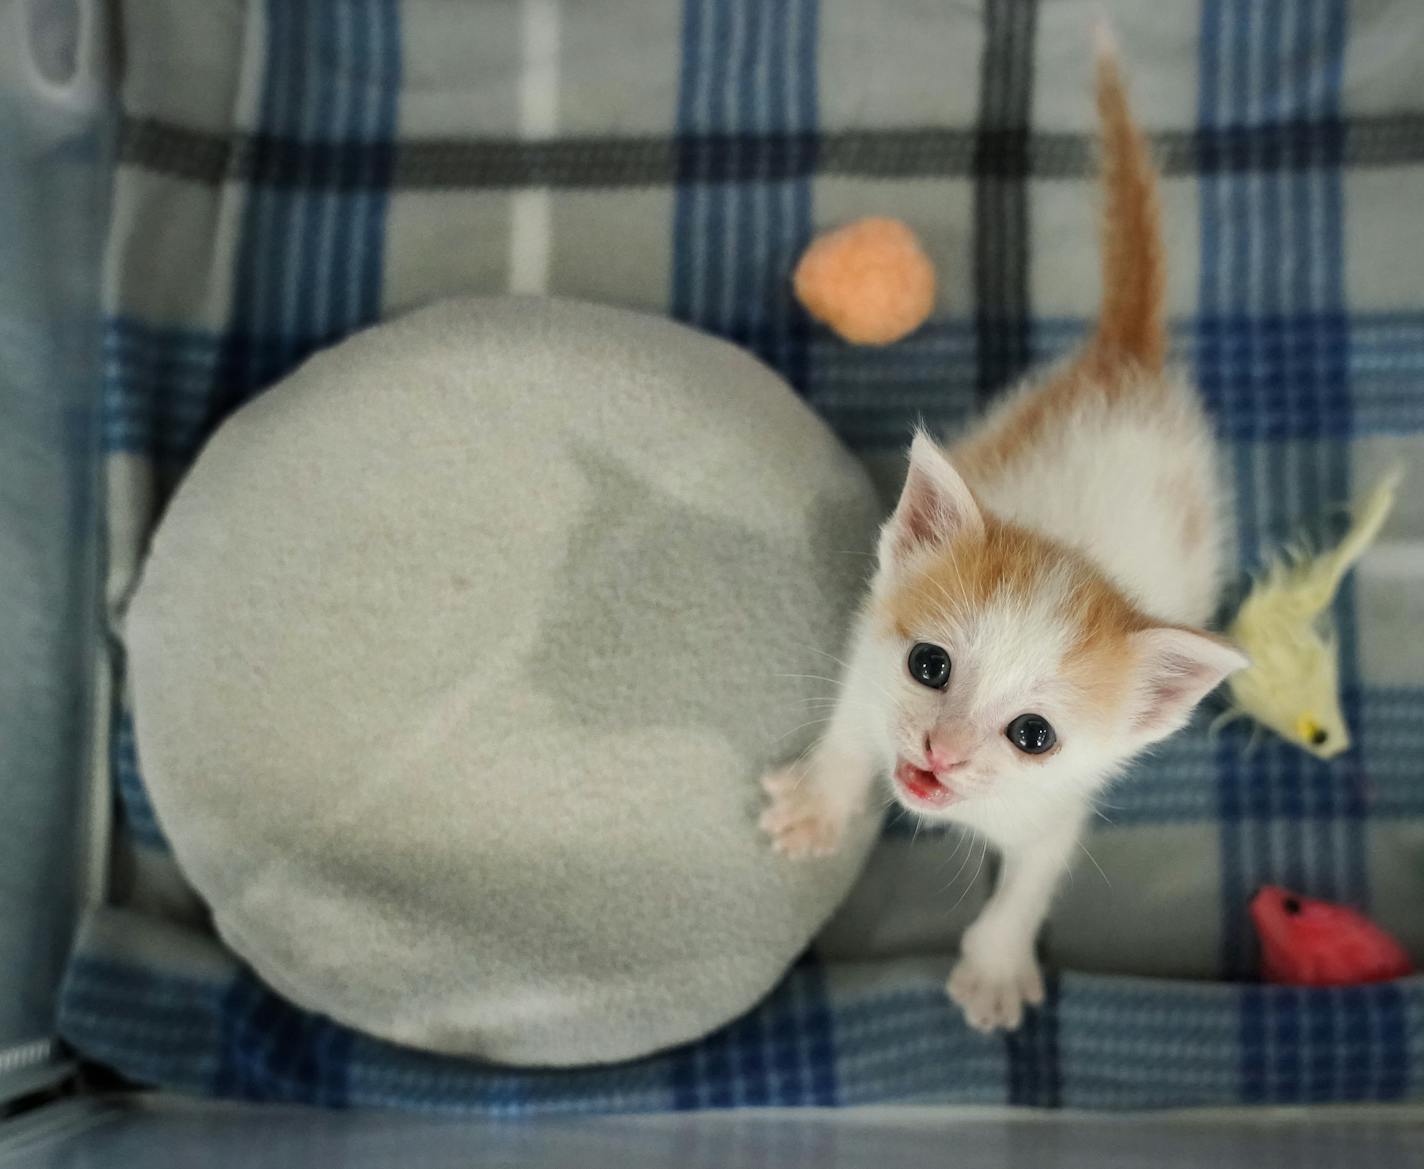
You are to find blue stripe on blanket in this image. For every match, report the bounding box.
[1200,0,1363,983]
[1006,972,1061,1106]
[215,972,355,1106]
[113,710,167,851]
[672,0,816,382]
[228,0,398,392]
[667,1,833,1108]
[57,948,1424,1112]
[103,0,403,866]
[1241,981,1411,1103]
[670,959,838,1108]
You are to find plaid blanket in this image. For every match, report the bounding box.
[61,0,1424,1111]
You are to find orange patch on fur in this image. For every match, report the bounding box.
[953,357,1156,481]
[1092,47,1167,372]
[1060,571,1149,711]
[1180,491,1209,552]
[954,45,1168,484]
[1155,467,1210,554]
[883,517,1051,639]
[883,512,1149,714]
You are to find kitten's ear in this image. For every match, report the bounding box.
[1126,627,1249,743]
[878,430,985,569]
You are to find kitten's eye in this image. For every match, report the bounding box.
[907,643,951,690]
[1006,714,1056,755]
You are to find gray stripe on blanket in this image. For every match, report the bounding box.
[118,115,1424,190]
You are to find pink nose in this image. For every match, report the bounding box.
[924,736,971,772]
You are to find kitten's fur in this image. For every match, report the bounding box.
[760,41,1248,1033]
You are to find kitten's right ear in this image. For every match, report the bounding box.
[878,430,985,569]
[1125,626,1250,745]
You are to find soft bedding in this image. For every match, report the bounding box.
[60,0,1424,1110]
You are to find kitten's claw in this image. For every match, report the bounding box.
[946,949,1045,1034]
[759,766,846,859]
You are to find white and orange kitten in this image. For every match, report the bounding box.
[761,43,1248,1032]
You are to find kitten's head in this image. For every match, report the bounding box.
[863,431,1246,826]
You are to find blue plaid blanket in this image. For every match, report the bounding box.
[61,0,1424,1111]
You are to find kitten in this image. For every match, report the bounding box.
[760,39,1248,1033]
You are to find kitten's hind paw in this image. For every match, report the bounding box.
[758,766,847,860]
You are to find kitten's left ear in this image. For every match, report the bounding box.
[1126,627,1249,743]
[878,429,984,570]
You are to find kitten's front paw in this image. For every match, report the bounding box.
[946,947,1045,1034]
[758,766,847,860]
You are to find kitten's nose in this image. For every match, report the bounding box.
[924,735,970,772]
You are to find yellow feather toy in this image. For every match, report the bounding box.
[1223,467,1403,760]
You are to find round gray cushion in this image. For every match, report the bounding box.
[126,297,882,1067]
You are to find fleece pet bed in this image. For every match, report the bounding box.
[122,296,882,1066]
[62,0,1424,1110]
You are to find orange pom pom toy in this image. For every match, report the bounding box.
[792,217,935,346]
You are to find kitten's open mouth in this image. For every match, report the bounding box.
[893,758,960,809]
